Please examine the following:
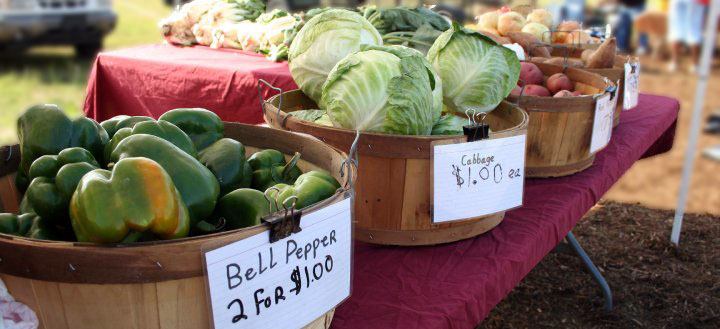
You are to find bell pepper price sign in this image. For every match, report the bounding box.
[623,62,640,110]
[203,198,352,329]
[431,134,526,223]
[590,92,616,154]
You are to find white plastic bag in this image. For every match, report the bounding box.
[0,279,38,329]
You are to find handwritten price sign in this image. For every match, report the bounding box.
[590,93,616,154]
[432,134,526,223]
[623,62,640,110]
[204,198,352,329]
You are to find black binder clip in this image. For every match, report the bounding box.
[463,110,490,142]
[262,190,302,243]
[626,57,637,74]
[606,83,618,102]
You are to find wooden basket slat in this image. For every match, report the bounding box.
[507,63,612,177]
[532,54,634,126]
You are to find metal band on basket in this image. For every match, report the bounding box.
[257,79,287,128]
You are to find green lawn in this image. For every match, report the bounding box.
[0,0,172,145]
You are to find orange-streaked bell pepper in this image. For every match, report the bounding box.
[69,157,190,243]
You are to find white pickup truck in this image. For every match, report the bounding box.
[0,0,116,56]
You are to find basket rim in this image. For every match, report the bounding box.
[0,121,353,284]
[264,90,530,159]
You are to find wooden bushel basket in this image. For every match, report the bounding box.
[263,90,528,246]
[543,48,639,127]
[0,123,350,329]
[506,62,614,178]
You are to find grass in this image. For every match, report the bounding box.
[0,0,172,145]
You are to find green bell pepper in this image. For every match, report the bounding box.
[19,194,33,214]
[0,213,35,236]
[248,150,303,191]
[17,104,108,177]
[159,108,224,151]
[28,147,99,182]
[25,177,65,223]
[25,147,99,222]
[0,213,64,240]
[26,215,67,240]
[110,134,220,226]
[99,115,127,137]
[104,120,197,163]
[103,127,133,165]
[17,104,72,176]
[267,171,340,210]
[70,117,109,161]
[100,115,154,138]
[199,138,251,196]
[69,157,190,243]
[55,162,100,201]
[25,162,98,224]
[213,188,276,230]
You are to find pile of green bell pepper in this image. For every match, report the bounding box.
[7,106,345,244]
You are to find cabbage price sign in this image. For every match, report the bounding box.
[431,134,526,223]
[203,198,352,329]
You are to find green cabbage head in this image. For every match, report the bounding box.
[427,22,520,114]
[289,9,383,103]
[320,45,441,135]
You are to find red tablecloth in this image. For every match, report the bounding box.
[83,44,297,123]
[331,94,679,329]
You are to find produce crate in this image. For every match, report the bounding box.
[0,122,351,329]
[263,90,529,246]
[506,62,615,177]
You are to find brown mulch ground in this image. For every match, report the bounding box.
[605,57,720,215]
[480,200,720,329]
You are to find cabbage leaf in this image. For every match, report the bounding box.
[431,114,466,135]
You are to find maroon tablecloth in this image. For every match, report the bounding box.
[331,94,679,329]
[83,44,297,123]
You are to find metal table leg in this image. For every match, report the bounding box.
[565,231,613,312]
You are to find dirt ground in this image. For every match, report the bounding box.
[482,201,720,329]
[604,56,720,215]
[480,57,720,328]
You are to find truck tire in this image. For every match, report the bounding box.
[75,40,102,58]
